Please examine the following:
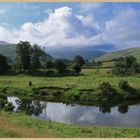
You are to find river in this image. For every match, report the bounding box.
[7,96,140,127]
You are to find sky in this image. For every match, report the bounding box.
[0,2,140,50]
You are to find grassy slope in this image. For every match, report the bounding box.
[96,47,140,62]
[1,111,140,138]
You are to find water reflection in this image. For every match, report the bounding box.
[99,103,111,114]
[118,104,129,114]
[7,96,140,127]
[15,98,47,116]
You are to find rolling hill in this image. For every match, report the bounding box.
[0,43,52,62]
[46,47,105,60]
[0,44,16,61]
[46,44,116,60]
[96,47,140,62]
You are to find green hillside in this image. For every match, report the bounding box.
[0,44,52,61]
[0,44,16,60]
[96,47,140,62]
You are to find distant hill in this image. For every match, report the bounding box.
[0,44,16,61]
[0,43,52,62]
[46,45,114,60]
[96,47,140,62]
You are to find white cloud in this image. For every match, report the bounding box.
[0,6,140,49]
[105,8,140,48]
[0,6,101,48]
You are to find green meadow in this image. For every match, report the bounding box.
[0,68,139,92]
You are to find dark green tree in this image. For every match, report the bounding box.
[71,63,81,74]
[112,56,140,76]
[54,59,67,73]
[13,41,31,73]
[45,60,53,69]
[73,55,85,67]
[0,54,9,74]
[30,44,44,70]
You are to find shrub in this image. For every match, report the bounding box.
[54,59,67,73]
[112,56,140,76]
[71,63,81,74]
[99,82,117,101]
[118,80,129,91]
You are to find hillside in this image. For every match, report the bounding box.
[0,44,16,61]
[96,47,140,62]
[0,43,52,62]
[46,46,106,60]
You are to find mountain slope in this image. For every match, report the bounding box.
[0,43,52,61]
[96,47,140,61]
[0,44,16,60]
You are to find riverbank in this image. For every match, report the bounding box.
[0,69,140,106]
[0,111,140,138]
[0,68,140,137]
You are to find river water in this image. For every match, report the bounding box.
[7,96,140,127]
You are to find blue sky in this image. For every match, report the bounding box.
[0,2,140,49]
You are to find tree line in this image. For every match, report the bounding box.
[0,40,140,76]
[0,41,86,76]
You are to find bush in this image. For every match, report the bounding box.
[71,63,81,74]
[112,56,140,76]
[99,82,117,101]
[118,80,129,91]
[54,59,67,73]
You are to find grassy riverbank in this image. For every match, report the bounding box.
[0,111,140,138]
[0,68,140,105]
[0,68,140,137]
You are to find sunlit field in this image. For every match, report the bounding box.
[0,68,139,93]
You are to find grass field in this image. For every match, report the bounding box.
[0,69,140,92]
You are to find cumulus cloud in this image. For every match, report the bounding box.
[0,6,102,48]
[0,6,140,49]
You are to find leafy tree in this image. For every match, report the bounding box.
[0,54,9,74]
[54,59,67,73]
[71,63,81,74]
[13,41,31,73]
[30,44,44,70]
[13,41,46,73]
[45,60,54,69]
[73,55,85,67]
[112,56,140,76]
[96,61,102,74]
